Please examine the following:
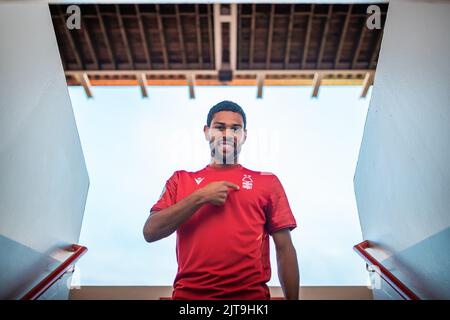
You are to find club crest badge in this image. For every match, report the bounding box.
[242,174,253,190]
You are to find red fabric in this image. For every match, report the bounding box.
[150,164,297,300]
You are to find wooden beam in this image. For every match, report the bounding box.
[249,4,256,69]
[68,77,369,87]
[175,4,187,67]
[284,4,295,68]
[360,72,373,98]
[155,4,169,69]
[229,4,238,72]
[195,4,203,66]
[186,73,195,99]
[265,4,275,69]
[352,18,367,69]
[302,4,315,69]
[67,69,373,77]
[115,4,134,68]
[95,5,116,69]
[207,4,214,68]
[137,73,148,98]
[135,4,152,68]
[317,5,333,69]
[77,73,93,98]
[66,69,374,96]
[256,73,264,99]
[58,6,83,69]
[81,15,99,69]
[335,5,353,68]
[237,4,242,69]
[311,72,322,98]
[213,4,222,70]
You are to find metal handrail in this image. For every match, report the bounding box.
[353,240,420,300]
[21,244,88,300]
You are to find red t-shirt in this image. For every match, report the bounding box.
[150,164,297,300]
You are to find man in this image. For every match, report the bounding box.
[143,100,299,300]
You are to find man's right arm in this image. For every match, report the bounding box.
[143,181,239,243]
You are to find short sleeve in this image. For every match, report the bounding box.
[266,175,297,234]
[150,171,179,213]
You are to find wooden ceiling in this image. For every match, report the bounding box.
[49,3,388,98]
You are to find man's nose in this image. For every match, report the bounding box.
[223,128,239,136]
[221,132,237,141]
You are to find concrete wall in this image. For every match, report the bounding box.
[0,3,89,299]
[354,0,450,299]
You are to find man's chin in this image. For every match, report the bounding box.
[212,153,239,164]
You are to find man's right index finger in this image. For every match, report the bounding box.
[223,181,240,190]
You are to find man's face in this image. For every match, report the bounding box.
[204,111,247,164]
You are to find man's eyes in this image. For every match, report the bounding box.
[214,127,241,130]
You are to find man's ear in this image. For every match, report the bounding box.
[242,129,247,144]
[203,125,210,141]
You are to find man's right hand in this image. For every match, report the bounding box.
[196,181,240,206]
[144,180,240,243]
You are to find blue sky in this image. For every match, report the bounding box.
[69,84,372,287]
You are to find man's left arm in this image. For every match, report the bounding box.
[272,228,299,300]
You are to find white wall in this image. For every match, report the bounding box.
[0,3,89,299]
[354,0,450,299]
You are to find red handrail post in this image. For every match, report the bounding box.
[353,240,419,300]
[21,244,88,300]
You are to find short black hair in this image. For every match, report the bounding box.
[206,100,247,129]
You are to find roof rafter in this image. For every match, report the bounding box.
[335,5,353,68]
[175,4,187,67]
[95,5,116,69]
[115,4,134,68]
[352,17,368,69]
[58,6,83,69]
[265,4,275,69]
[317,5,333,69]
[155,4,169,69]
[135,4,152,68]
[284,4,295,68]
[302,4,315,69]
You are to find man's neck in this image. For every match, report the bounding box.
[209,159,240,168]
